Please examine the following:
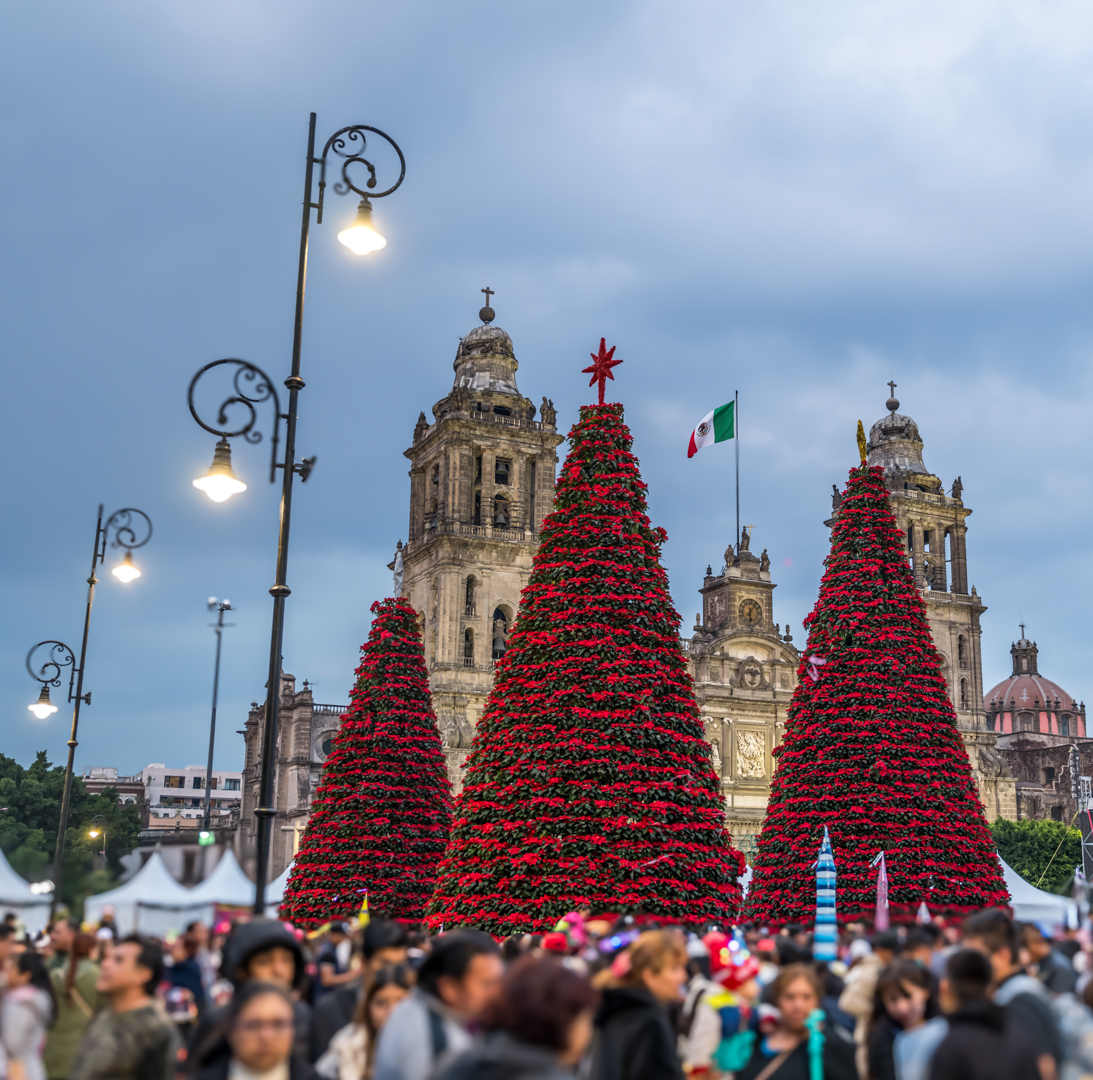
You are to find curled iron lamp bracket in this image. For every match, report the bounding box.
[188,358,283,484]
[26,640,85,704]
[100,508,153,558]
[314,125,406,224]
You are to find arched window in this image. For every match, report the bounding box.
[959,679,968,710]
[493,495,510,528]
[1061,714,1071,737]
[465,576,477,616]
[463,628,474,667]
[957,635,966,664]
[492,608,509,659]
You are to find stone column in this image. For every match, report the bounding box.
[482,448,495,537]
[929,527,948,592]
[911,523,926,588]
[950,523,968,595]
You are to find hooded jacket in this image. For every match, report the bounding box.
[589,987,683,1080]
[927,1000,1041,1080]
[187,920,310,1073]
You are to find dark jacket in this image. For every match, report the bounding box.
[867,1015,900,1080]
[993,971,1063,1065]
[439,1032,574,1080]
[735,1033,857,1080]
[927,1000,1041,1080]
[167,957,207,1009]
[309,983,358,1062]
[1037,949,1078,995]
[192,1054,317,1080]
[590,987,683,1080]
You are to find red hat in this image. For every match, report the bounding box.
[541,932,570,954]
[703,931,760,990]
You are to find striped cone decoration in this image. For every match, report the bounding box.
[813,826,838,963]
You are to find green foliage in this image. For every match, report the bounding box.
[992,817,1081,894]
[0,752,142,913]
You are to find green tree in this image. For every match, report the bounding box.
[992,818,1081,894]
[0,752,141,912]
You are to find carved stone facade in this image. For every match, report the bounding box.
[400,303,564,789]
[826,390,1018,821]
[683,530,801,857]
[238,674,349,881]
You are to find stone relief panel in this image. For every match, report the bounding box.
[703,716,723,776]
[732,657,768,690]
[736,729,766,779]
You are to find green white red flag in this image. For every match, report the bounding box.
[687,400,735,458]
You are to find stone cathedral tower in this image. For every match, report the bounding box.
[840,386,1017,820]
[401,297,564,787]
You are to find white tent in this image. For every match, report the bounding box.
[185,850,254,908]
[263,859,294,916]
[84,851,213,936]
[0,847,50,936]
[1000,857,1078,928]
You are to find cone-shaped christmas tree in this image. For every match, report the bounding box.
[427,343,744,933]
[280,597,452,925]
[747,459,1008,925]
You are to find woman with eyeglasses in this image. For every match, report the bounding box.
[192,982,316,1080]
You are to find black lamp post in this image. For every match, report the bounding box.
[25,505,153,915]
[187,113,405,915]
[200,598,234,837]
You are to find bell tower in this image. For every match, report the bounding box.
[841,386,1017,819]
[401,295,564,788]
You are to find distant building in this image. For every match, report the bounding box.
[80,767,144,807]
[990,633,1089,821]
[141,762,242,825]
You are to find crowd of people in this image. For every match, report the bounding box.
[0,903,1091,1080]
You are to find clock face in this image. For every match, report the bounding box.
[740,599,762,626]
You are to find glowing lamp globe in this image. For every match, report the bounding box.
[28,686,58,720]
[193,437,247,503]
[112,551,141,584]
[337,199,386,256]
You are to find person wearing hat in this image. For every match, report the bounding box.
[697,933,763,1074]
[186,918,311,1073]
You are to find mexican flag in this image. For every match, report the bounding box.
[687,400,735,458]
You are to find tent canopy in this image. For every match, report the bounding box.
[999,856,1078,927]
[0,846,49,907]
[263,860,294,915]
[185,850,254,907]
[84,851,213,936]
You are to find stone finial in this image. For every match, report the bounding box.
[886,380,899,413]
[413,411,428,441]
[952,475,963,501]
[480,286,495,324]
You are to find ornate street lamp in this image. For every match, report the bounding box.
[187,114,405,914]
[25,505,152,915]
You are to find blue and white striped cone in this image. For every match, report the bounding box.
[813,825,838,963]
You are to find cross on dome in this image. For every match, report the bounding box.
[582,338,623,405]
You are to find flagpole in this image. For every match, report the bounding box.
[734,390,740,550]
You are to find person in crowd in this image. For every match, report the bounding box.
[47,923,77,975]
[0,925,16,990]
[904,927,944,978]
[70,935,179,1080]
[867,959,938,1080]
[589,929,688,1080]
[315,964,414,1080]
[2,950,56,1080]
[962,909,1062,1080]
[186,923,218,997]
[314,924,358,1002]
[310,921,408,1062]
[168,933,208,1013]
[1021,923,1078,995]
[839,931,899,1075]
[372,930,502,1080]
[44,932,102,1080]
[734,965,857,1080]
[927,948,1040,1080]
[192,982,315,1080]
[439,956,596,1080]
[188,919,311,1072]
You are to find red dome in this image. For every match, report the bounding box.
[984,635,1084,737]
[985,673,1076,713]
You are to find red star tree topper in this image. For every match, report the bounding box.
[582,338,623,405]
[280,597,452,925]
[747,463,1008,925]
[426,376,744,933]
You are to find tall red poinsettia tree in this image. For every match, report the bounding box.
[280,597,452,925]
[426,341,744,933]
[747,461,1008,925]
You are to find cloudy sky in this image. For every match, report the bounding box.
[3,0,1090,775]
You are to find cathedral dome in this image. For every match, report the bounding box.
[984,633,1085,737]
[865,390,941,492]
[452,311,520,396]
